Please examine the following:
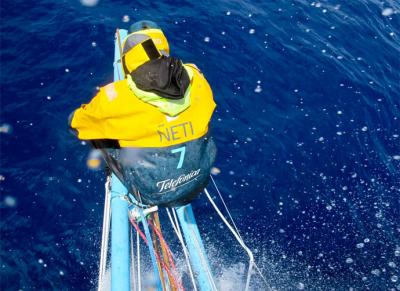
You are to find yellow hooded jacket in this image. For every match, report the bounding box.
[70,65,216,148]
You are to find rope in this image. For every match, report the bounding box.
[174,208,218,291]
[210,175,242,239]
[153,213,174,280]
[98,176,112,291]
[204,188,255,291]
[149,216,167,291]
[137,231,142,291]
[130,226,137,291]
[138,209,163,291]
[166,208,198,291]
[130,217,184,291]
[148,219,183,291]
[209,179,272,289]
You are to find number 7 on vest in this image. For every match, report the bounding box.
[171,146,186,169]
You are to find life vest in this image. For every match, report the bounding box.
[70,64,217,206]
[70,65,215,148]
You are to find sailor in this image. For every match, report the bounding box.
[69,20,217,206]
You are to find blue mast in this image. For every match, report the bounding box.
[176,204,216,290]
[110,29,130,291]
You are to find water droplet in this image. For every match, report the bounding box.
[226,11,231,16]
[356,243,364,249]
[211,167,221,175]
[382,8,394,17]
[371,269,380,276]
[122,15,130,23]
[388,262,396,268]
[0,124,12,134]
[80,0,99,6]
[4,196,16,207]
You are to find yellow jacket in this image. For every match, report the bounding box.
[70,65,216,148]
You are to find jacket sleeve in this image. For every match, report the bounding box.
[69,89,107,140]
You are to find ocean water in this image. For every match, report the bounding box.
[1,0,399,290]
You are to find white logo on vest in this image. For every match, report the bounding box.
[156,169,201,193]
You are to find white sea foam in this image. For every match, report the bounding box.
[80,0,99,7]
[122,15,130,23]
[0,123,12,134]
[382,8,394,17]
[4,196,17,207]
[345,257,353,264]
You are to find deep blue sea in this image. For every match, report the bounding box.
[1,0,399,290]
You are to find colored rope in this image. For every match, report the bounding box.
[166,208,198,291]
[148,219,184,291]
[138,209,163,291]
[130,217,184,291]
[150,216,167,291]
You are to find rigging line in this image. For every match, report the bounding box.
[138,209,163,291]
[130,226,137,291]
[98,176,112,291]
[130,217,182,290]
[148,219,183,291]
[148,220,179,287]
[204,188,255,291]
[149,215,167,291]
[253,263,271,290]
[179,207,218,291]
[137,231,142,291]
[167,208,198,291]
[153,212,174,273]
[209,178,271,288]
[210,175,242,240]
